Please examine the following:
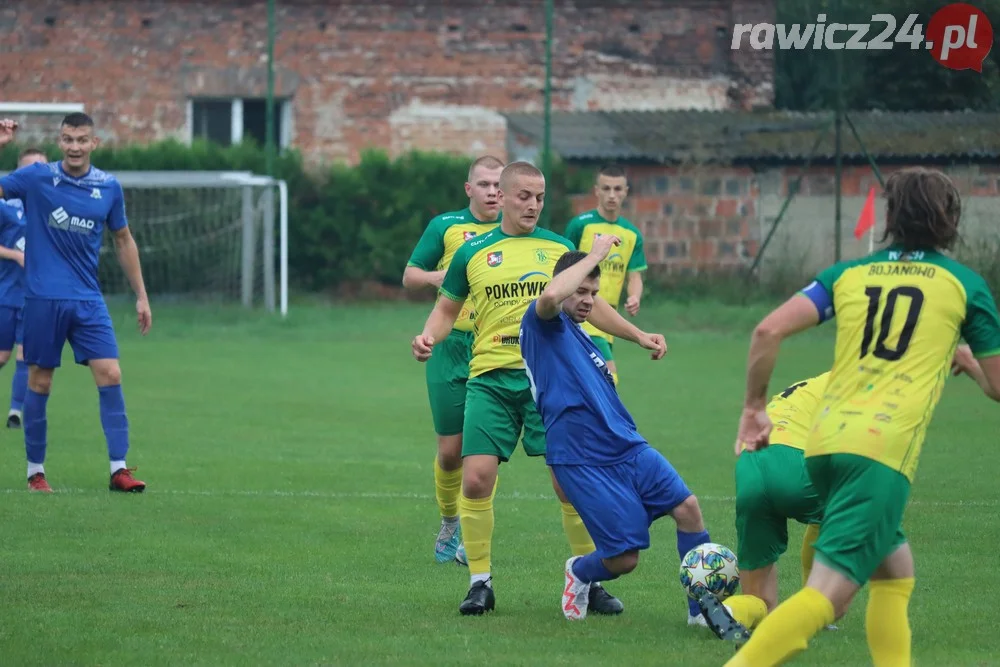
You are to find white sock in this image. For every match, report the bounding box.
[110,460,127,474]
[27,462,44,478]
[471,573,491,587]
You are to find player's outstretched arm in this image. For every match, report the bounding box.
[112,227,152,335]
[0,119,19,199]
[412,296,463,361]
[745,294,820,407]
[587,296,664,360]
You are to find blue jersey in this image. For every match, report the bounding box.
[520,300,648,466]
[0,203,26,307]
[0,161,127,300]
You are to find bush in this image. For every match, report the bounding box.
[1,141,586,293]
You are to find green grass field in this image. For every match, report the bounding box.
[1,298,997,666]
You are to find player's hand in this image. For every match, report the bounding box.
[412,334,435,362]
[625,295,640,317]
[951,343,977,377]
[735,406,771,455]
[588,234,620,262]
[637,332,666,360]
[136,298,152,335]
[0,119,18,147]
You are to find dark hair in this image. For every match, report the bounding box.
[554,250,601,279]
[597,164,626,180]
[61,112,94,129]
[880,167,961,252]
[18,147,45,160]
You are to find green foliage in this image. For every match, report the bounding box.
[0,142,589,292]
[774,0,1000,112]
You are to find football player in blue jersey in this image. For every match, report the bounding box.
[0,148,48,430]
[0,115,151,493]
[519,236,714,625]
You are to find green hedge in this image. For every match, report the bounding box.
[1,140,590,292]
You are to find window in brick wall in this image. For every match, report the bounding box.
[188,98,292,150]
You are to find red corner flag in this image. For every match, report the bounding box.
[853,186,876,240]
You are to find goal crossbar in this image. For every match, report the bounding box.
[0,170,288,317]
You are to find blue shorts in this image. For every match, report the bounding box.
[0,305,23,350]
[551,446,693,559]
[23,298,119,368]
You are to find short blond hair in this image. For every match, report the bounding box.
[499,161,543,190]
[467,155,504,181]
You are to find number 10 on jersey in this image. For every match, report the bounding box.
[860,286,925,361]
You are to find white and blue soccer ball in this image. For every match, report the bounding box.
[679,542,740,601]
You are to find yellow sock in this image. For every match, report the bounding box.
[560,502,596,557]
[433,457,462,518]
[459,493,494,576]
[723,594,769,630]
[724,587,835,667]
[866,578,914,667]
[801,523,820,586]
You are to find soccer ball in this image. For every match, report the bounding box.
[679,542,740,601]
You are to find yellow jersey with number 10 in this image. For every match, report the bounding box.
[801,248,1000,482]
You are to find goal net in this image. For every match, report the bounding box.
[97,171,286,314]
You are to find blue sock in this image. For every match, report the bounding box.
[571,552,618,584]
[10,360,27,412]
[678,529,711,616]
[24,389,49,465]
[98,384,129,462]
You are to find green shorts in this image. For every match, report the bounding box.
[806,453,910,586]
[462,368,546,462]
[735,445,824,570]
[591,336,614,361]
[425,329,473,436]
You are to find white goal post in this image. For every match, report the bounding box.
[0,170,289,317]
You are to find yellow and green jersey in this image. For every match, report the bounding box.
[564,210,647,342]
[765,372,830,451]
[802,247,1000,482]
[406,207,500,333]
[439,226,575,378]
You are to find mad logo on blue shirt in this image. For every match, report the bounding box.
[48,206,97,234]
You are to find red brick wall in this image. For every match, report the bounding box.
[569,163,997,274]
[571,165,760,273]
[1,0,775,164]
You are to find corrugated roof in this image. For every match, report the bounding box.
[503,109,1000,163]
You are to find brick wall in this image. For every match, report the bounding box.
[1,0,775,164]
[569,162,1000,279]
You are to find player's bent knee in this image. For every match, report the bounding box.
[605,550,639,575]
[461,455,498,498]
[670,495,705,532]
[28,366,53,394]
[437,434,463,470]
[89,358,122,386]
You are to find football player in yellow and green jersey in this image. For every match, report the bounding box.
[725,168,1000,667]
[412,161,647,617]
[402,155,503,565]
[703,373,830,641]
[564,165,646,384]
